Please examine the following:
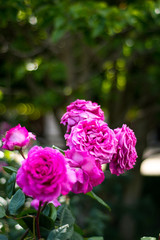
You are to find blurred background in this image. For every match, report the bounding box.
[0,0,160,239]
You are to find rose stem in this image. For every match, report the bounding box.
[36,201,42,239]
[20,228,29,240]
[33,216,36,240]
[19,148,25,159]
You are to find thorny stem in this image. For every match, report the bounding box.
[36,201,42,239]
[19,148,26,159]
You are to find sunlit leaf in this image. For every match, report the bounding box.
[47,225,74,240]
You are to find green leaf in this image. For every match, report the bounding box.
[47,225,74,240]
[141,237,157,240]
[48,203,57,221]
[8,189,25,215]
[70,232,84,240]
[0,205,6,218]
[86,191,111,211]
[74,223,84,236]
[0,234,8,240]
[6,172,16,199]
[56,204,75,227]
[3,166,17,174]
[18,208,37,217]
[18,208,55,232]
[42,204,50,217]
[52,145,64,154]
[39,212,55,230]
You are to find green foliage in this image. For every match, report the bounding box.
[48,203,57,221]
[0,235,8,240]
[86,191,111,211]
[8,189,25,215]
[47,225,73,240]
[56,204,75,227]
[0,206,6,218]
[6,172,17,199]
[3,166,17,174]
[0,0,160,239]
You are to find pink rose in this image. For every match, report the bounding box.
[16,146,74,202]
[65,149,105,194]
[61,99,105,134]
[2,124,36,151]
[109,124,138,176]
[67,119,117,164]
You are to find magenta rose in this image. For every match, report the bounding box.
[2,124,36,151]
[16,146,74,202]
[109,124,138,176]
[67,119,117,164]
[65,149,105,194]
[61,99,105,135]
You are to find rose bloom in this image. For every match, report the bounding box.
[61,99,105,135]
[16,146,74,202]
[109,124,138,176]
[2,124,36,151]
[65,149,105,194]
[67,119,117,164]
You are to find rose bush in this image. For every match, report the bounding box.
[66,119,118,164]
[0,99,139,240]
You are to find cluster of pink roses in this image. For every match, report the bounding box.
[2,99,137,207]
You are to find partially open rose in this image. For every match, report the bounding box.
[61,99,105,135]
[2,124,36,151]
